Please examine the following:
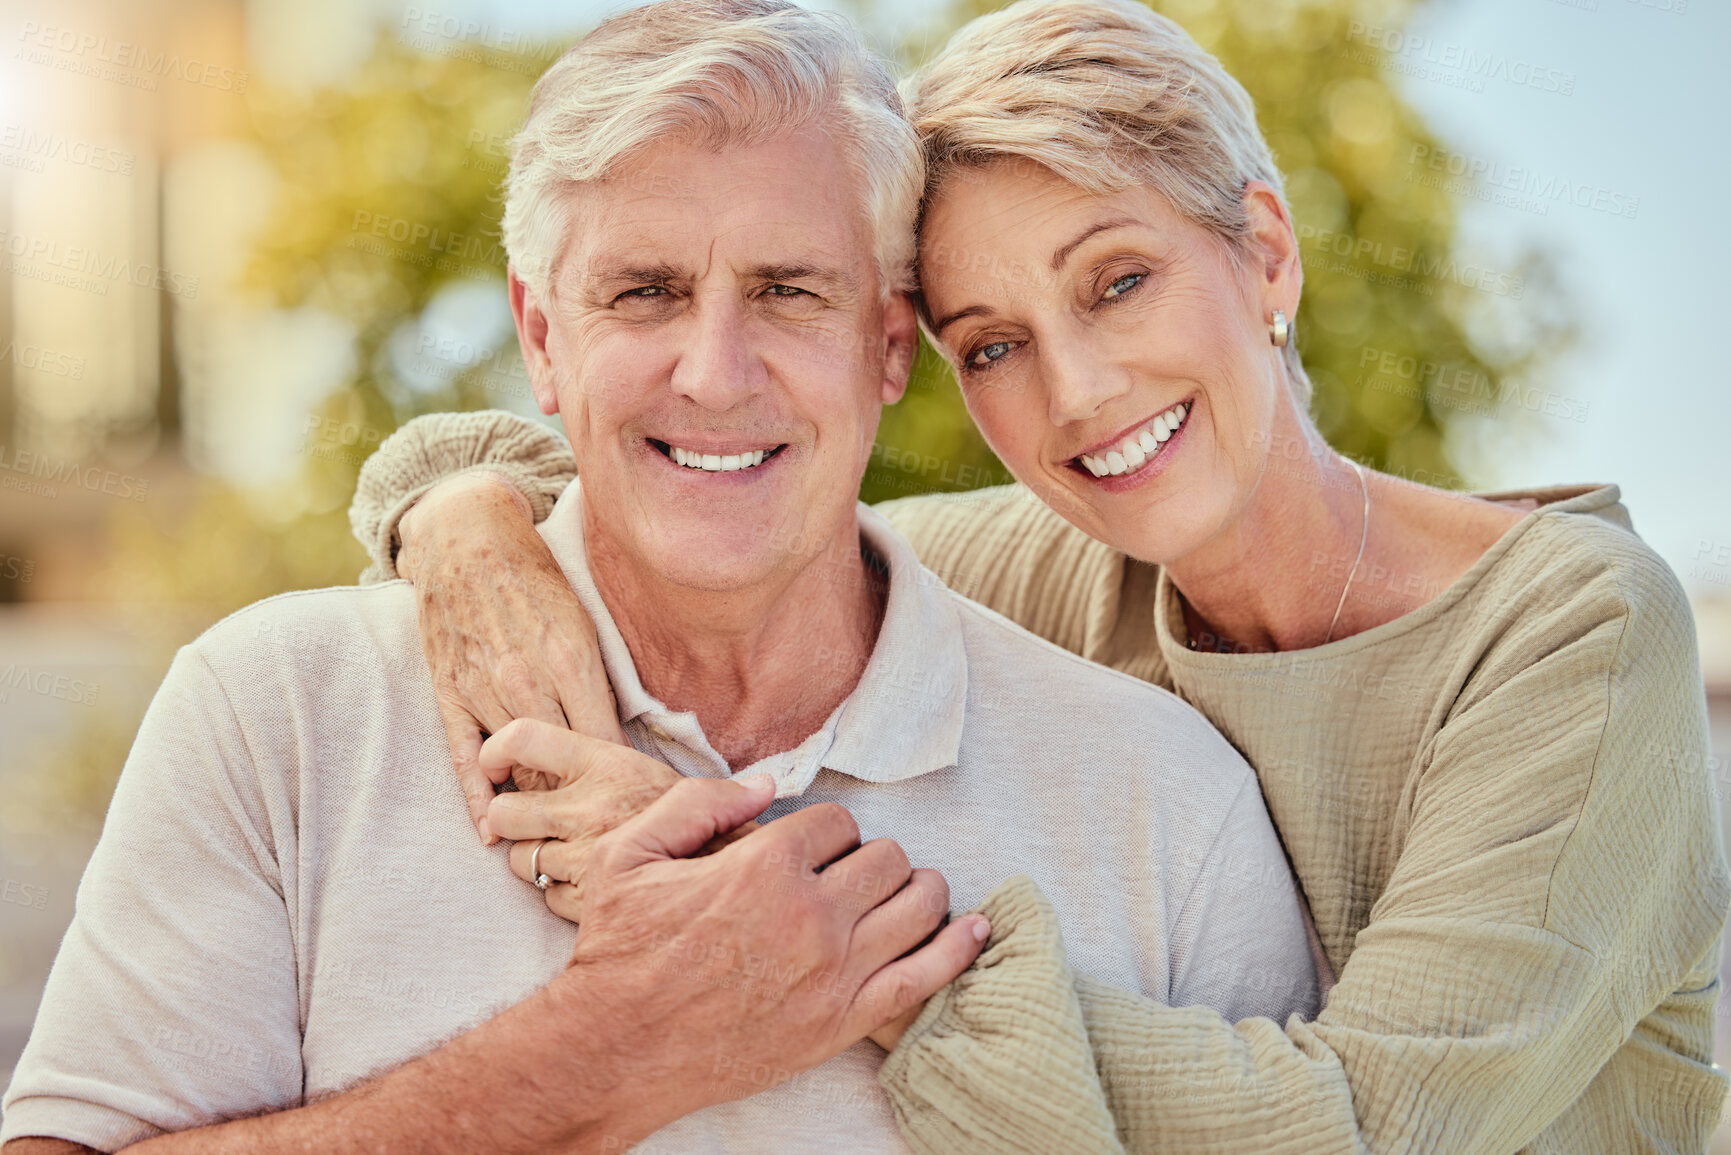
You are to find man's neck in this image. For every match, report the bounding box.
[584,510,888,770]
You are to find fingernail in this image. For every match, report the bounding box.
[970,916,990,943]
[477,815,492,845]
[739,773,775,797]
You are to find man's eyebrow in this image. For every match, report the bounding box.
[598,264,678,285]
[753,263,856,291]
[584,261,685,286]
[1050,216,1141,271]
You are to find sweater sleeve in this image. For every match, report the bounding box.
[349,410,577,583]
[882,533,1729,1154]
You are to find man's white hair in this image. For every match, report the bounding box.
[503,0,920,301]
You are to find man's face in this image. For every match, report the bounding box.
[511,125,916,595]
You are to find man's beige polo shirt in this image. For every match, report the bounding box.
[1,482,1318,1152]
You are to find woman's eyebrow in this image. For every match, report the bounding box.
[931,216,1149,333]
[1050,216,1141,270]
[932,304,990,337]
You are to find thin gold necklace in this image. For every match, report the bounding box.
[1183,456,1371,652]
[1323,457,1370,645]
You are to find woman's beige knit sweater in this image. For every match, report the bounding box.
[351,412,1731,1154]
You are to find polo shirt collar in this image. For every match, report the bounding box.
[537,479,967,797]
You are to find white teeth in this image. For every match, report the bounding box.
[1074,402,1190,480]
[665,443,774,472]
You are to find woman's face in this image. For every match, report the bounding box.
[918,159,1301,565]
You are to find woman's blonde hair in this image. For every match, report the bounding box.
[904,0,1309,395]
[503,0,921,300]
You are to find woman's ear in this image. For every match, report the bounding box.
[1242,182,1303,321]
[508,264,562,416]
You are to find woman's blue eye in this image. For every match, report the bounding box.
[969,341,1012,368]
[1103,273,1142,299]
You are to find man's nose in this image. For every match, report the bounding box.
[669,296,765,411]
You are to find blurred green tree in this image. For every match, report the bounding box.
[27,0,1572,827]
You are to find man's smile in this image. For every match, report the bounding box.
[649,439,790,472]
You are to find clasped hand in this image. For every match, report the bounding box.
[480,719,950,1051]
[479,718,750,922]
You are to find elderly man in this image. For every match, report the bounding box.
[1,2,1319,1153]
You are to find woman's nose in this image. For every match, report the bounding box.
[1041,332,1131,427]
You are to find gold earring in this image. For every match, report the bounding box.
[1269,310,1290,347]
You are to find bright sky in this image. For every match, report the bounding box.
[1393,0,1731,598]
[261,0,1731,595]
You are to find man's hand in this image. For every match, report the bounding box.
[569,775,990,1122]
[9,775,984,1155]
[480,720,756,923]
[397,471,627,844]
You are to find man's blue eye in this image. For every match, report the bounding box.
[969,341,1012,367]
[624,286,666,297]
[767,284,807,296]
[1103,273,1142,299]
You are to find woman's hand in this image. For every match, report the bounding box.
[867,1000,928,1053]
[481,720,758,923]
[396,471,627,843]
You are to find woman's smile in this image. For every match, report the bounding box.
[1073,398,1192,482]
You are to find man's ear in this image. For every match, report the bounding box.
[880,291,918,406]
[508,264,561,416]
[1242,182,1303,324]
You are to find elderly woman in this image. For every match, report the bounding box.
[348,0,1728,1150]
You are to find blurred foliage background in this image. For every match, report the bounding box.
[19,0,1573,828]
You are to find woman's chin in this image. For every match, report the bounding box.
[1101,506,1210,568]
[1041,460,1215,567]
